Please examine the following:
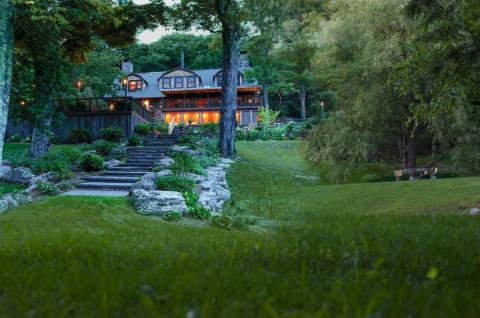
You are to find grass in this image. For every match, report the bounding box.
[0,141,479,317]
[0,182,26,195]
[3,143,76,162]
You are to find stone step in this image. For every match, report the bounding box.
[62,189,130,197]
[83,176,139,182]
[103,171,150,177]
[125,161,157,165]
[108,166,153,172]
[119,163,154,167]
[78,182,134,190]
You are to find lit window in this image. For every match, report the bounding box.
[162,78,171,89]
[175,77,184,88]
[187,76,196,88]
[128,80,142,92]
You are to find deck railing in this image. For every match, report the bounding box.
[54,97,154,122]
[164,96,260,109]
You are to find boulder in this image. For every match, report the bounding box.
[0,200,8,214]
[105,159,121,169]
[214,186,231,202]
[155,170,173,177]
[156,157,174,169]
[0,165,12,179]
[171,145,189,152]
[132,189,188,216]
[2,160,12,167]
[12,192,32,205]
[186,173,206,184]
[30,172,53,185]
[220,158,234,165]
[470,207,480,216]
[2,194,18,209]
[5,167,35,184]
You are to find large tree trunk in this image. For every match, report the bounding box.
[406,135,417,179]
[218,22,241,158]
[299,83,307,119]
[0,1,14,163]
[262,83,269,109]
[30,116,51,157]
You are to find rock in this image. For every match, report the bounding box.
[105,159,121,169]
[186,173,206,184]
[156,157,174,169]
[171,145,189,152]
[112,146,127,160]
[0,165,12,179]
[12,192,32,205]
[30,172,53,185]
[199,180,215,191]
[2,194,18,208]
[220,158,234,165]
[132,190,188,216]
[5,167,35,184]
[2,160,12,167]
[214,186,231,202]
[198,191,219,211]
[470,207,480,216]
[155,170,173,177]
[0,200,8,214]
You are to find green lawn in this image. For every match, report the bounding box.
[0,141,479,317]
[3,143,76,162]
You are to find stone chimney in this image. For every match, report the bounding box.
[122,60,134,74]
[239,51,250,68]
[180,51,185,69]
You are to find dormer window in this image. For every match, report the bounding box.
[187,76,196,88]
[175,77,183,88]
[217,75,223,86]
[162,78,171,89]
[128,80,142,92]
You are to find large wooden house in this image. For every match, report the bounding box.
[116,59,262,125]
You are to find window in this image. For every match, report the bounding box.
[216,74,223,86]
[175,77,184,88]
[162,78,171,89]
[187,76,196,88]
[128,80,142,92]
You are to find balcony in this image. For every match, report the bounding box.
[163,96,260,110]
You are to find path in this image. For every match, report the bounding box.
[64,129,185,197]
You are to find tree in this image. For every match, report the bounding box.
[171,0,247,158]
[10,0,165,157]
[0,0,14,162]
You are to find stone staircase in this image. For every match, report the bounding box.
[64,128,188,196]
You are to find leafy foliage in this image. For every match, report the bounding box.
[101,127,125,142]
[161,211,182,222]
[171,152,203,175]
[128,134,143,147]
[67,129,92,144]
[134,124,151,136]
[79,153,104,172]
[93,140,116,157]
[155,176,195,193]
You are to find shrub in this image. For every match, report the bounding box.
[67,129,92,144]
[184,191,199,207]
[101,127,125,142]
[79,153,104,172]
[155,175,195,193]
[53,170,75,181]
[200,122,218,133]
[128,134,143,146]
[93,140,116,157]
[154,123,169,134]
[258,107,281,126]
[190,205,211,220]
[134,123,151,135]
[36,181,74,195]
[162,211,182,222]
[8,134,25,143]
[210,213,257,230]
[171,151,203,175]
[24,149,81,175]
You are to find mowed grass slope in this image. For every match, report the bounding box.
[0,141,478,317]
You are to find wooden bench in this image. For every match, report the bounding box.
[394,168,438,181]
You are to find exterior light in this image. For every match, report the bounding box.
[122,78,128,85]
[76,80,83,88]
[20,100,26,106]
[143,100,150,108]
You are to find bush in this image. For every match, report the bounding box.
[190,205,211,220]
[154,123,169,134]
[67,129,92,144]
[155,175,195,193]
[101,127,125,142]
[22,149,81,175]
[93,140,116,157]
[200,122,218,133]
[162,211,182,222]
[128,134,143,146]
[79,153,104,172]
[184,191,199,207]
[36,181,73,195]
[171,151,203,175]
[8,134,25,143]
[134,123,151,135]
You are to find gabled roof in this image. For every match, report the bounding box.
[115,67,257,99]
[157,67,202,81]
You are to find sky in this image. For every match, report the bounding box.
[134,0,209,44]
